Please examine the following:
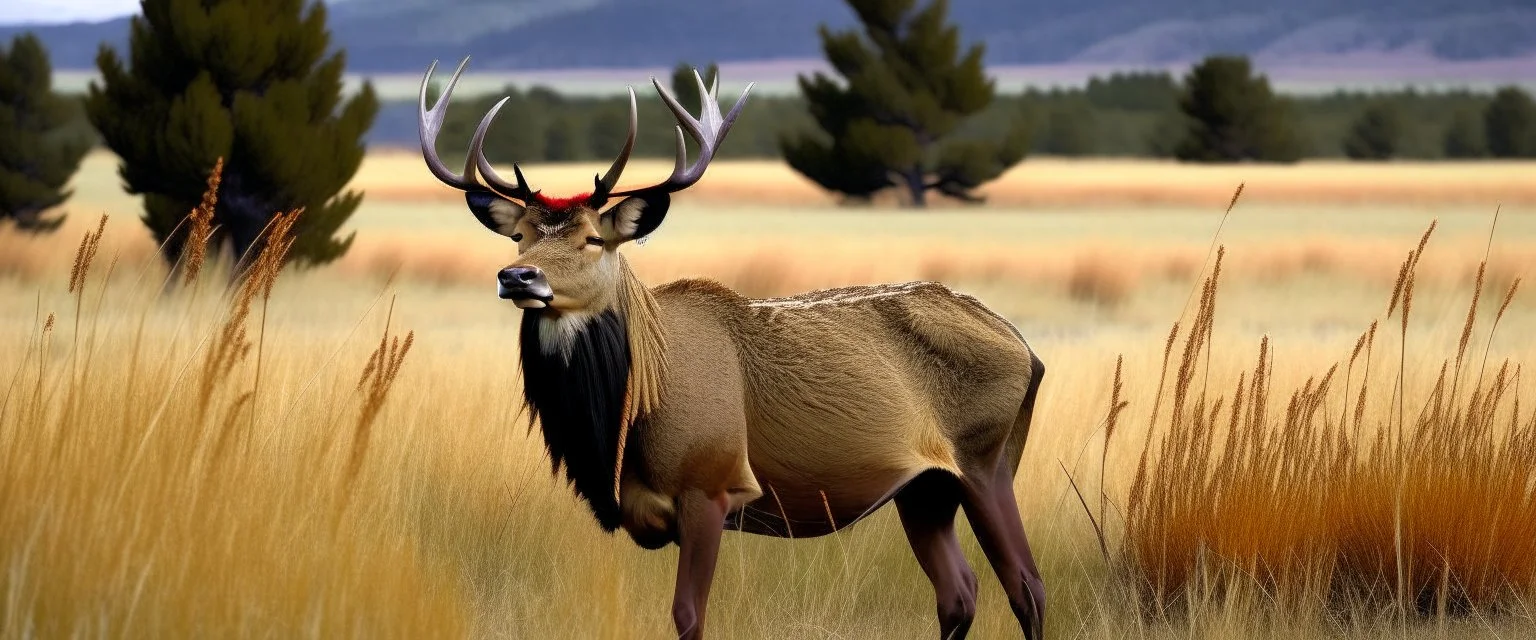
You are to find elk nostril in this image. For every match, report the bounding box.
[499,266,542,287]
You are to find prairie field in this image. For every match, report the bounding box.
[1,150,1534,639]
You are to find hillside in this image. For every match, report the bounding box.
[2,0,1533,72]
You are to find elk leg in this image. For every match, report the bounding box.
[672,489,728,640]
[896,474,977,639]
[961,469,1046,640]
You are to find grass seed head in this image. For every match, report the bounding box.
[68,215,107,294]
[182,158,223,285]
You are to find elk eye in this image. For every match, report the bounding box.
[586,236,605,247]
[510,233,524,242]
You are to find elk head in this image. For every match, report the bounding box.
[418,57,753,317]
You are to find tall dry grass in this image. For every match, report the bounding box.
[1097,209,1535,632]
[4,157,1535,638]
[0,177,465,637]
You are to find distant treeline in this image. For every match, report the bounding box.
[981,76,1506,159]
[398,72,1525,163]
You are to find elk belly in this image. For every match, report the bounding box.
[741,388,961,535]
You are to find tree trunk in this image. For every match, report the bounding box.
[903,167,928,207]
[220,172,283,283]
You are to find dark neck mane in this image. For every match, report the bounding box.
[518,309,632,530]
[516,258,667,532]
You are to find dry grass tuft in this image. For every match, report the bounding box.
[1101,354,1129,521]
[181,158,223,285]
[351,296,415,488]
[194,209,302,423]
[1494,279,1521,329]
[246,208,301,297]
[769,484,795,538]
[67,214,107,295]
[820,490,839,531]
[1067,253,1136,307]
[0,203,453,637]
[1112,215,1535,626]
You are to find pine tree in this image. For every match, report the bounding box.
[1174,55,1301,163]
[1484,86,1536,158]
[780,0,1028,206]
[544,115,584,162]
[0,33,92,233]
[1343,103,1402,160]
[1084,72,1179,111]
[470,87,549,166]
[85,0,378,271]
[1442,109,1488,159]
[1039,104,1097,156]
[587,105,632,160]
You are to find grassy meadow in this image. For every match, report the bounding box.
[2,150,1534,638]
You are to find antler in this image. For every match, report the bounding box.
[418,57,479,191]
[418,56,532,201]
[609,68,755,197]
[589,87,638,203]
[468,95,533,201]
[421,59,752,206]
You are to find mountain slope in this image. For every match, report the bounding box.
[1,0,1532,71]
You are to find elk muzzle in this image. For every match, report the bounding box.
[498,265,553,307]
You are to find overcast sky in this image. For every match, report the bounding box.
[0,0,139,25]
[0,1,375,25]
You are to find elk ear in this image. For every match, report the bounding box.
[600,192,671,243]
[466,190,526,238]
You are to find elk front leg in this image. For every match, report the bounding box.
[672,489,728,639]
[896,474,977,639]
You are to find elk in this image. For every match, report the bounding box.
[418,57,1048,640]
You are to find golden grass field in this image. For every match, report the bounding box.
[2,150,1534,639]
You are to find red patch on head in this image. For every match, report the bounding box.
[533,192,592,210]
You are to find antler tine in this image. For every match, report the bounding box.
[611,69,755,197]
[418,57,483,191]
[692,68,722,142]
[592,86,638,201]
[471,97,533,201]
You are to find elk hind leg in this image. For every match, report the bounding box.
[672,489,729,639]
[961,465,1046,639]
[896,471,977,639]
